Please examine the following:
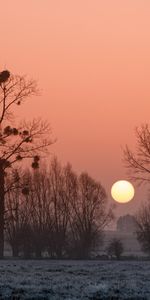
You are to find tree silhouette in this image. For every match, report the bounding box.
[5,159,113,259]
[0,70,53,257]
[136,201,150,255]
[106,238,124,260]
[68,172,113,258]
[124,124,150,184]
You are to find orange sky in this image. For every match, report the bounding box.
[0,0,150,216]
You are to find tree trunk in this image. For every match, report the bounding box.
[0,163,5,258]
[12,244,19,257]
[56,247,63,259]
[35,249,42,259]
[23,245,31,259]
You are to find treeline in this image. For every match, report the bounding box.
[5,157,113,259]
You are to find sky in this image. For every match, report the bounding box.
[0,0,150,216]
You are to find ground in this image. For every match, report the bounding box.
[0,260,150,299]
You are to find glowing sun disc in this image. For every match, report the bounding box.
[111,180,135,203]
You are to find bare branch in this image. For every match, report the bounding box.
[123,124,150,184]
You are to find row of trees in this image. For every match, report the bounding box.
[5,158,113,258]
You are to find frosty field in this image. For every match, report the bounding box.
[0,260,150,299]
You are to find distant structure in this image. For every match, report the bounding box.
[117,214,137,233]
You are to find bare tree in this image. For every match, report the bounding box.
[5,169,31,257]
[124,124,150,184]
[68,173,113,259]
[48,158,71,258]
[6,184,22,257]
[0,70,53,257]
[27,168,53,258]
[106,238,124,260]
[123,124,150,255]
[136,201,150,255]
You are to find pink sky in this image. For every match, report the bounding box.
[0,0,150,215]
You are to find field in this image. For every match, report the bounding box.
[0,260,150,299]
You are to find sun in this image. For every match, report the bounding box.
[111,180,135,203]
